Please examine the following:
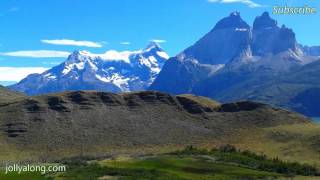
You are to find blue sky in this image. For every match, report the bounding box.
[0,0,319,85]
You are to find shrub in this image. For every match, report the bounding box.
[171,145,319,176]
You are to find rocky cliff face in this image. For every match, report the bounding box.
[183,12,251,65]
[150,11,320,117]
[252,12,300,56]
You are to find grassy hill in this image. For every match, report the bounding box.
[0,90,318,164]
[0,85,25,103]
[0,88,320,179]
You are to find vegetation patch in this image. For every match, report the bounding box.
[1,146,319,179]
[170,145,319,176]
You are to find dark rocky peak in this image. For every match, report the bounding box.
[252,12,299,56]
[279,25,295,40]
[213,11,250,30]
[253,11,277,30]
[179,12,251,65]
[273,25,298,54]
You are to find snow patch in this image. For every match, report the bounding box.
[156,51,169,59]
[235,28,248,31]
[96,73,130,91]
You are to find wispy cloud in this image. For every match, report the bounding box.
[150,39,167,43]
[41,39,103,48]
[0,7,20,17]
[0,50,70,58]
[8,7,19,12]
[120,42,131,45]
[41,61,61,66]
[0,67,48,81]
[208,0,262,8]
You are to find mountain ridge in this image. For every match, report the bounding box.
[10,43,169,95]
[182,11,251,65]
[0,90,312,162]
[150,11,320,117]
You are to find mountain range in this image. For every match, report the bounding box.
[150,11,320,117]
[1,9,320,167]
[10,42,169,95]
[9,11,320,117]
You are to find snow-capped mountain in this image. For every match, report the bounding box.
[150,11,320,117]
[10,42,169,95]
[150,11,316,94]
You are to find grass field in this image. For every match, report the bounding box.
[16,145,320,179]
[48,155,281,180]
[221,122,320,167]
[0,171,46,180]
[101,155,283,180]
[1,150,319,179]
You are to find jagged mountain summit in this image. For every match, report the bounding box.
[183,11,251,65]
[251,12,304,62]
[10,43,169,95]
[150,11,320,117]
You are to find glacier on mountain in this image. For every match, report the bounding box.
[10,42,169,95]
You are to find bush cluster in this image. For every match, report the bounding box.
[172,145,319,176]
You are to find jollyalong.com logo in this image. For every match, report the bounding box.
[273,5,317,15]
[5,164,66,174]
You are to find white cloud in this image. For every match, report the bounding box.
[41,61,61,66]
[0,67,48,81]
[150,39,167,43]
[120,42,131,45]
[0,50,70,58]
[208,0,262,8]
[41,39,103,48]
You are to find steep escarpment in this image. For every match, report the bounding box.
[252,12,300,56]
[183,11,251,65]
[0,91,310,161]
